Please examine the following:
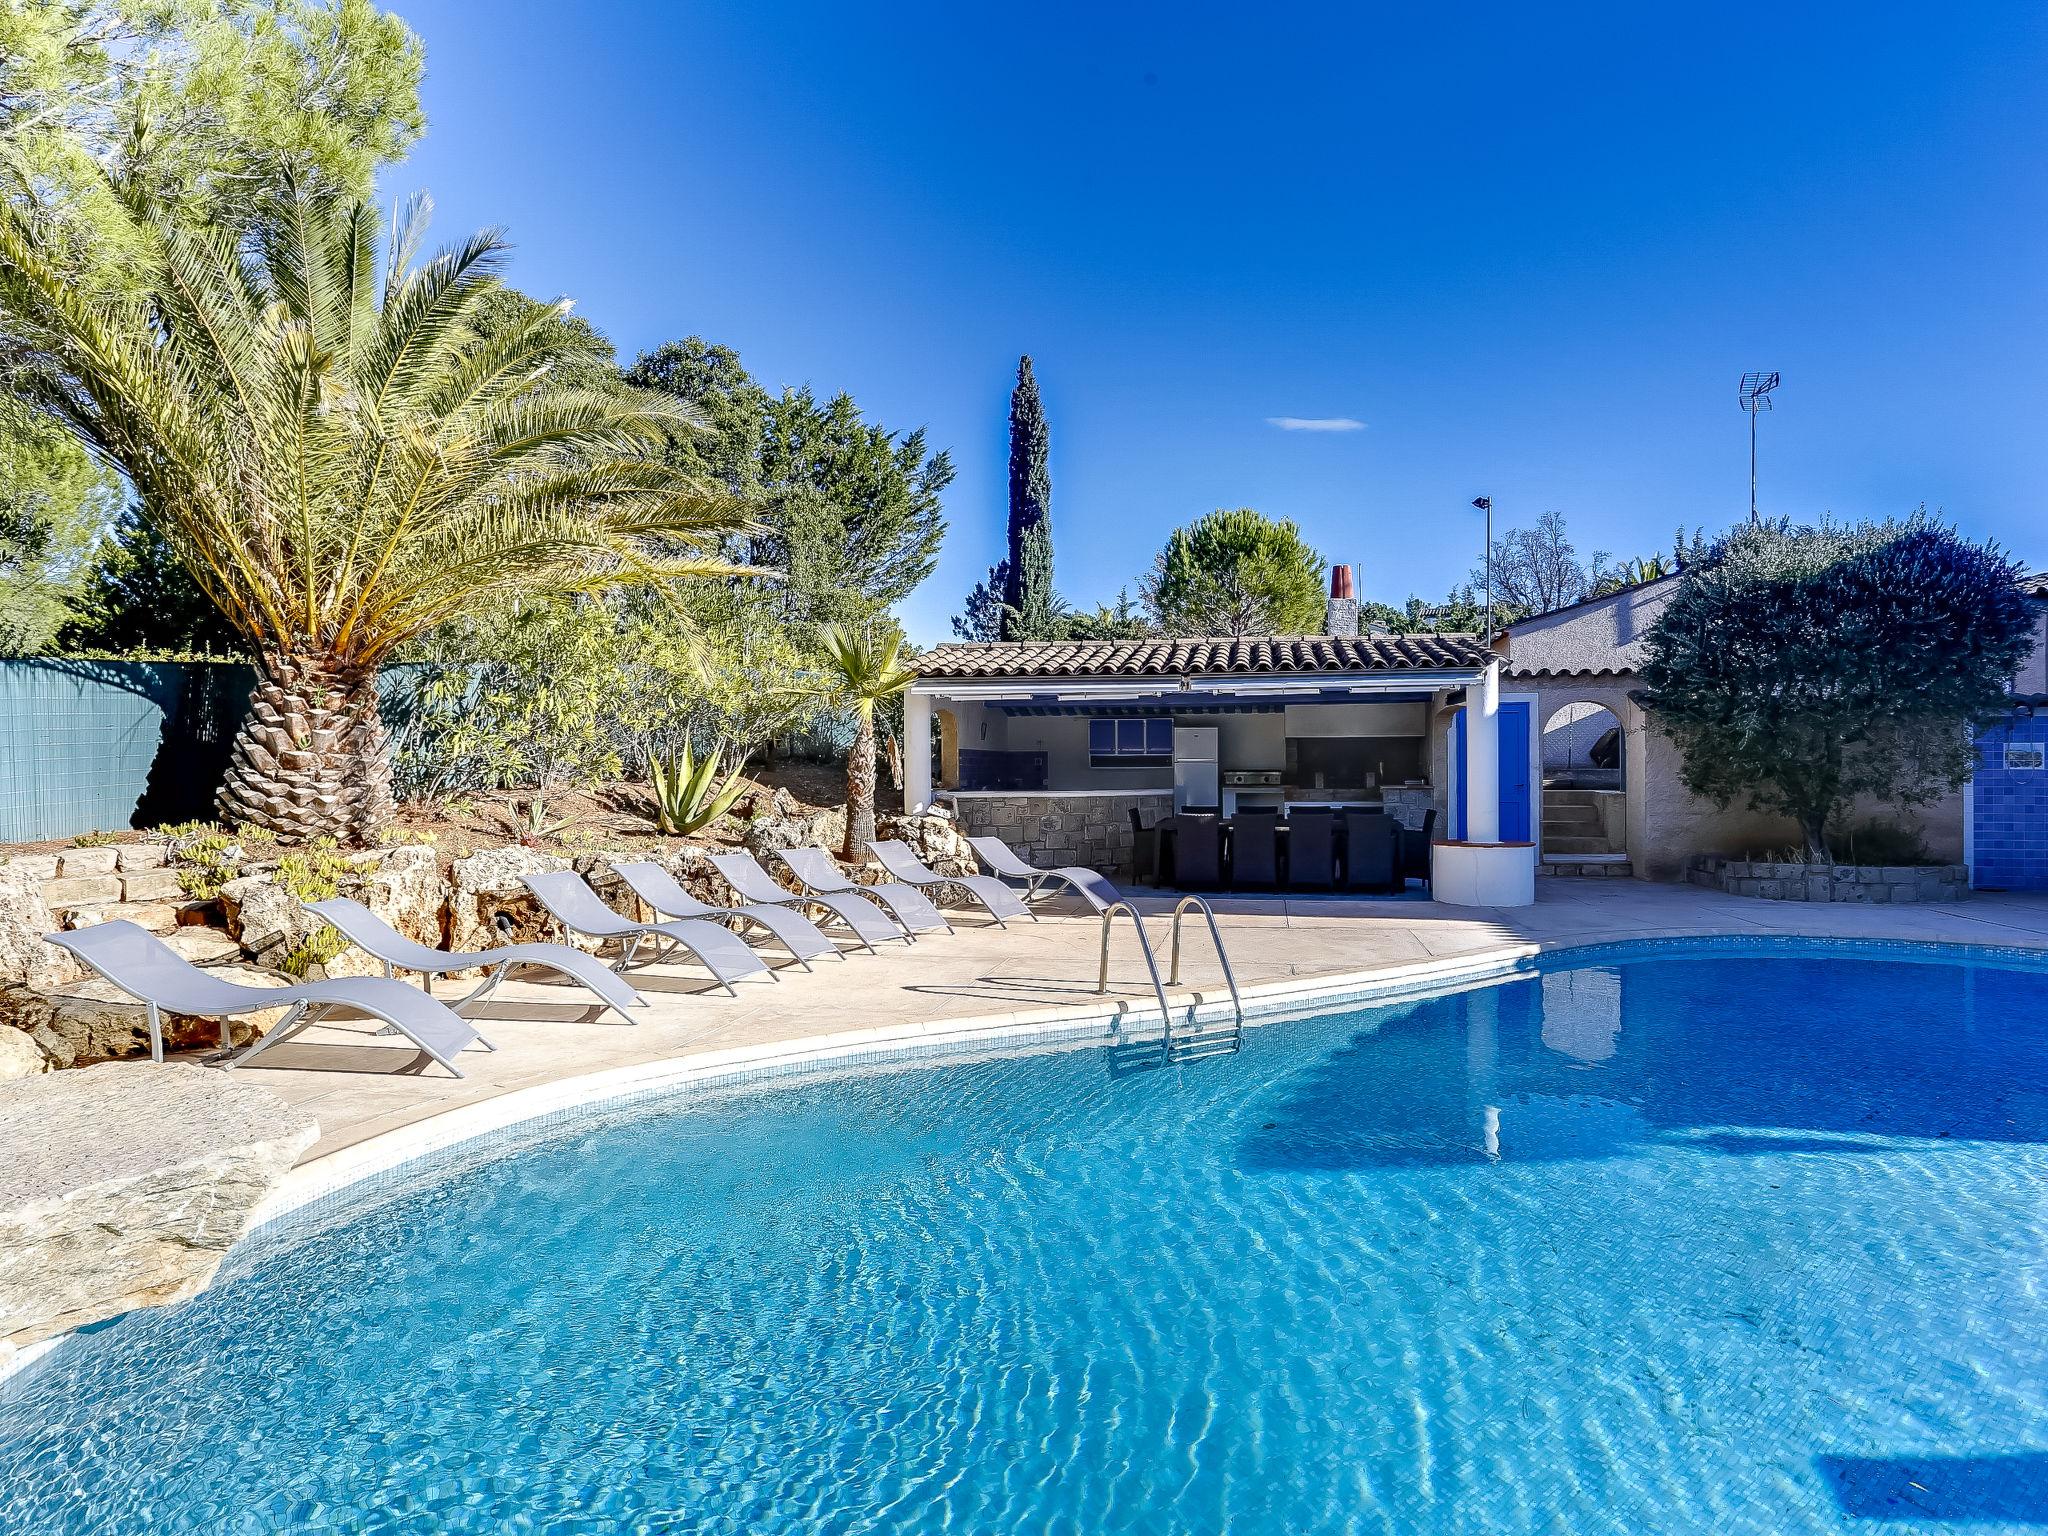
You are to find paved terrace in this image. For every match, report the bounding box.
[220,880,2048,1172]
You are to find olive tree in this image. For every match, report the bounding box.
[1639,516,2034,861]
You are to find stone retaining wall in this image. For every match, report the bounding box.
[1686,854,1969,904]
[942,794,1169,876]
[0,811,977,1076]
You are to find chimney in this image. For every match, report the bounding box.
[1325,564,1359,638]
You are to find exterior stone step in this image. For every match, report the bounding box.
[61,900,186,935]
[1539,857,1634,878]
[1543,806,1603,832]
[1545,835,1616,855]
[118,867,187,904]
[1542,788,1604,808]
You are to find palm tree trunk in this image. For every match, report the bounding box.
[216,651,394,844]
[843,714,877,860]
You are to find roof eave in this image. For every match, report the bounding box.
[913,668,1486,696]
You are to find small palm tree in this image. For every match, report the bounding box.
[815,621,917,859]
[0,178,756,842]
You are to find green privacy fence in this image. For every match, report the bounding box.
[0,660,255,844]
[0,661,435,844]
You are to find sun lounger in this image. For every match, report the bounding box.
[868,840,1034,927]
[307,897,645,1025]
[609,860,840,970]
[969,836,1123,911]
[45,918,490,1077]
[522,871,772,995]
[704,850,912,951]
[778,845,951,936]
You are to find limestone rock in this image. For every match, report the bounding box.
[741,810,826,860]
[115,844,169,872]
[660,846,730,906]
[118,867,187,904]
[55,847,119,878]
[0,970,291,1068]
[446,845,568,955]
[879,810,979,880]
[0,1027,47,1080]
[219,874,321,971]
[0,1062,318,1354]
[0,865,76,990]
[362,845,442,945]
[161,927,244,966]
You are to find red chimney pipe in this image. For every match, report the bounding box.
[1330,564,1355,600]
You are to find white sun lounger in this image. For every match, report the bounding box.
[778,846,950,936]
[523,872,772,995]
[308,897,645,1025]
[704,851,911,952]
[969,837,1124,912]
[868,840,1034,927]
[609,860,840,970]
[45,918,490,1077]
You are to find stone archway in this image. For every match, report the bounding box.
[1542,700,1622,787]
[1539,695,1632,871]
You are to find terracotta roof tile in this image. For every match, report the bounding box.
[914,633,1489,680]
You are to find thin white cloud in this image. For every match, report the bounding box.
[1266,416,1366,433]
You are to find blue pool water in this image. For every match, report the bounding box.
[5,941,2048,1534]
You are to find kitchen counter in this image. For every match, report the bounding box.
[1283,784,1436,829]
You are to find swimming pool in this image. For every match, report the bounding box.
[4,940,2047,1534]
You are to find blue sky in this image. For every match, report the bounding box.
[386,1,2048,641]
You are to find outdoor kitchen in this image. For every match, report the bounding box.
[903,569,1478,881]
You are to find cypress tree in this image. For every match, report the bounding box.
[1000,356,1054,640]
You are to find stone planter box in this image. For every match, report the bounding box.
[1685,854,1969,904]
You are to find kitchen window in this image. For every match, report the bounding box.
[1089,717,1173,767]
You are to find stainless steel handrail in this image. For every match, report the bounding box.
[1095,900,1178,1038]
[1166,895,1244,1025]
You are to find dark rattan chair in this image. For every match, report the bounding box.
[1228,812,1279,888]
[1399,808,1438,891]
[1172,814,1223,888]
[1343,810,1398,892]
[1127,806,1163,885]
[1284,809,1336,890]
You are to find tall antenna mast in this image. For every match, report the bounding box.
[1738,371,1780,523]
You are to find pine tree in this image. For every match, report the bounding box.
[1000,356,1054,640]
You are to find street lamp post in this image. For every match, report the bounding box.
[1471,496,1494,646]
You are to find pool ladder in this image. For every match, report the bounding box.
[1097,896,1244,1065]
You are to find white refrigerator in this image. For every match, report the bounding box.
[1172,726,1219,811]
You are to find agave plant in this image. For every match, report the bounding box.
[648,741,747,836]
[814,621,917,859]
[0,177,757,842]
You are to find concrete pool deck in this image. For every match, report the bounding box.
[214,878,2048,1185]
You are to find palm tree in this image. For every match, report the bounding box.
[0,180,755,841]
[815,621,916,859]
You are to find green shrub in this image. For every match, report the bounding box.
[71,830,118,848]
